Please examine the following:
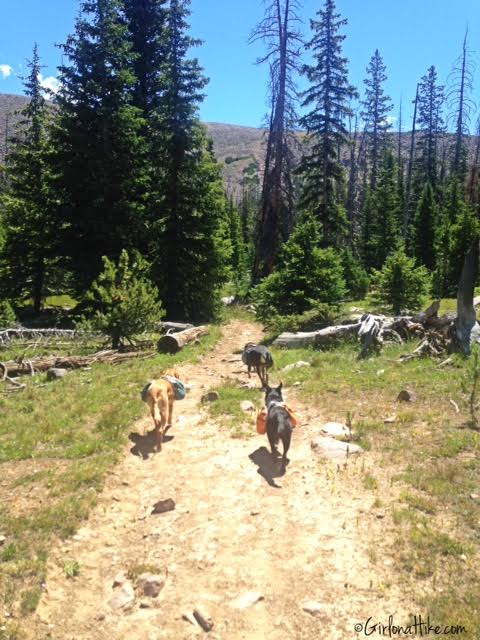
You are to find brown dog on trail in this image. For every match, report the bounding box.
[141,368,182,453]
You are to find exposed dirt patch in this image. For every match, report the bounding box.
[33,319,414,639]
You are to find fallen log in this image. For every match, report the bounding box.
[159,321,194,334]
[157,325,209,354]
[273,322,361,349]
[1,349,155,378]
[411,299,441,324]
[0,328,78,345]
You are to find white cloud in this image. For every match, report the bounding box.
[38,73,60,95]
[386,116,398,126]
[0,64,13,79]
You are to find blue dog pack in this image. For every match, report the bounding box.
[161,375,187,400]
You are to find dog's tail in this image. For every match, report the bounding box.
[141,382,153,403]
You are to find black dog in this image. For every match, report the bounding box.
[242,343,273,387]
[264,383,292,471]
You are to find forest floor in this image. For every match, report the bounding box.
[30,318,422,640]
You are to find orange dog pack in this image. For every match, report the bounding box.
[256,405,299,434]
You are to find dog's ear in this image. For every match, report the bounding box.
[277,381,283,391]
[264,384,271,394]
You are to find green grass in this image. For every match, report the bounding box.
[204,379,261,438]
[0,325,220,627]
[44,295,78,310]
[345,287,480,317]
[268,338,480,638]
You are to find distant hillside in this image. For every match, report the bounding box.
[0,93,29,158]
[2,93,478,198]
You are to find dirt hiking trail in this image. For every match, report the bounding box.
[35,319,413,640]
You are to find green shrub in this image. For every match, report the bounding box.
[0,299,16,329]
[252,213,346,320]
[372,247,430,314]
[79,250,165,348]
[342,249,370,299]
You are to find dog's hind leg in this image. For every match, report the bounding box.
[267,430,278,460]
[153,401,167,452]
[166,398,174,431]
[281,430,292,470]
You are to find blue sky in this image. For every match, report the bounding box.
[0,0,479,129]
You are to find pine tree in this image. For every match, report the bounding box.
[373,247,430,314]
[52,0,149,290]
[298,0,357,247]
[364,150,401,270]
[433,178,479,296]
[252,212,346,317]
[361,49,393,190]
[227,198,248,296]
[360,189,377,271]
[0,45,55,312]
[413,182,438,270]
[80,249,165,349]
[124,0,168,117]
[416,66,444,189]
[153,0,229,320]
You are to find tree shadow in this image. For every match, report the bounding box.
[248,446,287,488]
[129,428,174,459]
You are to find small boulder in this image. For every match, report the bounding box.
[301,601,322,616]
[282,361,311,372]
[108,582,135,610]
[112,571,128,588]
[320,422,352,440]
[137,573,166,598]
[193,607,214,632]
[202,391,219,403]
[230,591,264,609]
[0,534,6,546]
[397,389,417,403]
[47,368,68,381]
[152,498,175,515]
[240,400,255,413]
[311,437,363,460]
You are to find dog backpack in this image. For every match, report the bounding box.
[162,375,186,401]
[242,345,255,366]
[256,404,299,434]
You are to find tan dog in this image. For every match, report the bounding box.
[142,368,181,452]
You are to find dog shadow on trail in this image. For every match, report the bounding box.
[129,429,174,460]
[249,446,287,489]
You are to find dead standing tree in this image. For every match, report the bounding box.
[250,0,303,281]
[447,29,475,182]
[453,242,480,355]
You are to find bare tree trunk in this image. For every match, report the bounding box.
[346,117,359,246]
[403,84,419,235]
[251,0,301,281]
[452,242,480,354]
